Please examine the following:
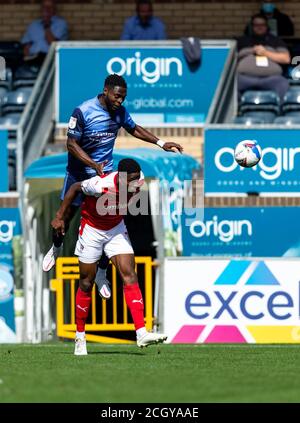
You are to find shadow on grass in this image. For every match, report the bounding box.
[57,350,145,356]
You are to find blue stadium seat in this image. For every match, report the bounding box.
[233,116,265,125]
[1,87,32,114]
[274,116,300,125]
[13,78,36,89]
[241,111,276,123]
[283,111,300,117]
[0,112,22,125]
[282,89,300,114]
[239,90,280,115]
[0,87,8,115]
[8,149,16,191]
[288,66,300,85]
[13,64,39,87]
[14,63,40,79]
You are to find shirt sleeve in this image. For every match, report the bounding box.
[52,18,68,41]
[156,20,166,40]
[275,38,289,53]
[121,108,136,131]
[120,18,132,40]
[21,23,33,45]
[81,176,104,196]
[67,108,84,141]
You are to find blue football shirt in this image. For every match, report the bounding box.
[67,96,136,177]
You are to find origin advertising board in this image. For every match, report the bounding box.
[164,258,300,344]
[181,207,300,257]
[205,128,300,194]
[0,208,22,343]
[56,43,230,126]
[0,130,8,192]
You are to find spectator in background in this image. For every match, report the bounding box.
[237,14,290,101]
[121,0,166,40]
[245,1,294,37]
[21,0,68,63]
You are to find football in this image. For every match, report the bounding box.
[234,140,262,168]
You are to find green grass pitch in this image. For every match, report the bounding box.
[1,343,300,403]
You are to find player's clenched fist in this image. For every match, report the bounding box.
[162,142,183,153]
[51,217,65,236]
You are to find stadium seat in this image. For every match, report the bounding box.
[233,116,265,125]
[282,111,300,117]
[239,90,280,115]
[12,64,39,89]
[13,64,39,89]
[289,80,300,88]
[0,87,8,115]
[288,66,300,86]
[241,111,276,123]
[14,63,40,79]
[1,87,32,114]
[274,116,300,125]
[281,89,300,114]
[13,78,36,89]
[8,149,16,191]
[0,112,22,125]
[0,67,13,90]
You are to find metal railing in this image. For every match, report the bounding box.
[50,256,156,344]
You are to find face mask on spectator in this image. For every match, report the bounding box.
[261,3,275,14]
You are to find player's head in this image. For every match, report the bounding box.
[136,0,153,26]
[42,0,56,20]
[251,14,269,36]
[118,158,143,192]
[103,74,127,112]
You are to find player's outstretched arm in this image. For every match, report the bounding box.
[128,125,183,154]
[51,182,83,235]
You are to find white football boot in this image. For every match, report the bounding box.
[95,268,111,300]
[74,337,88,356]
[42,244,61,272]
[137,332,168,348]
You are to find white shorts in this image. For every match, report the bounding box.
[74,220,134,264]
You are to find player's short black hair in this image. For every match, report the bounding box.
[104,74,127,89]
[118,158,141,174]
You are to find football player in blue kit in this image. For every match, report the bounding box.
[43,73,183,298]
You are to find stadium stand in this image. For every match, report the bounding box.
[235,87,300,123]
[3,0,300,350]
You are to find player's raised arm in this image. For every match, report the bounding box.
[127,124,183,154]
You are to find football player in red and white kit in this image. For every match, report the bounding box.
[51,158,167,355]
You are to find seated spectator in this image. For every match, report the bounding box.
[121,0,166,41]
[237,14,290,101]
[21,0,68,64]
[245,1,294,37]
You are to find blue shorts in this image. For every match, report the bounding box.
[60,172,87,207]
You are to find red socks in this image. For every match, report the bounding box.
[75,283,145,333]
[123,282,145,330]
[75,287,92,332]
